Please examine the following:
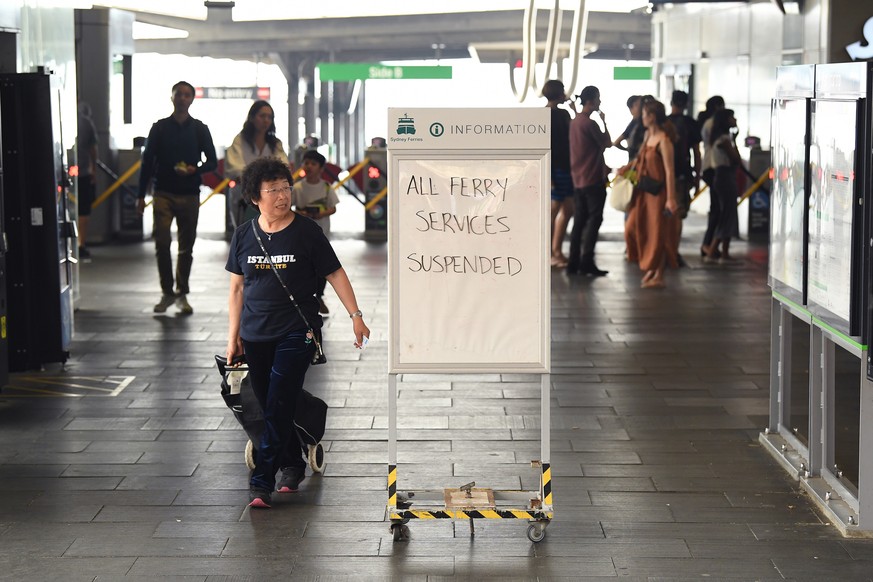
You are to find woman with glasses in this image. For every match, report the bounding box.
[225,157,370,509]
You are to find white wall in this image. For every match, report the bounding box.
[653,2,794,148]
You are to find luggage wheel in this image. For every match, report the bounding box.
[244,439,256,470]
[308,442,325,473]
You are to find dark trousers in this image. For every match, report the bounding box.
[152,192,200,296]
[712,167,739,240]
[702,189,720,249]
[567,183,607,271]
[243,330,314,491]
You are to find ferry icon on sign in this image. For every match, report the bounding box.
[397,115,416,135]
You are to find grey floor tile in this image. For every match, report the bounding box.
[64,536,227,557]
[613,556,782,578]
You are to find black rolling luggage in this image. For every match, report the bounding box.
[215,355,326,472]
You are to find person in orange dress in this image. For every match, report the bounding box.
[622,99,679,289]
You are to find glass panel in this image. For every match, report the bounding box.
[769,98,807,296]
[787,317,810,446]
[833,344,860,490]
[807,100,858,328]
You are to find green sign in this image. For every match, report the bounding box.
[613,66,653,81]
[317,63,452,81]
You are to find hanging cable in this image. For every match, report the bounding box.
[532,0,563,94]
[510,0,589,102]
[510,0,536,102]
[564,0,588,98]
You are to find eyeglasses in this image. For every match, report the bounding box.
[259,185,292,195]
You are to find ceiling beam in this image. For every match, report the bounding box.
[132,10,650,62]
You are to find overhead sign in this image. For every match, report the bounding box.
[614,66,652,80]
[317,63,452,81]
[387,108,549,150]
[194,87,271,100]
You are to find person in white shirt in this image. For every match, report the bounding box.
[696,96,725,257]
[225,101,289,226]
[292,150,340,314]
[701,108,741,263]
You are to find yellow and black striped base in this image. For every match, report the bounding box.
[388,464,397,507]
[390,509,552,520]
[387,462,554,521]
[543,462,552,506]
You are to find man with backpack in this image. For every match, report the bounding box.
[667,90,702,266]
[137,81,217,315]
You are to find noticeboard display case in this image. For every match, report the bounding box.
[764,62,873,536]
[806,63,870,339]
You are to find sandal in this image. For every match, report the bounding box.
[641,279,666,289]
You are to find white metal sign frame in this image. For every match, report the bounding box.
[385,108,553,542]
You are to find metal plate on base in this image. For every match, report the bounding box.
[444,488,495,510]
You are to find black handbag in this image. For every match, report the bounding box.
[251,220,326,365]
[637,174,664,195]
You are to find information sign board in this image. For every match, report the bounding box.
[387,108,550,373]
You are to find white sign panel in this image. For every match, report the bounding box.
[388,108,550,373]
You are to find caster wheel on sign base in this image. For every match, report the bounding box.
[308,442,325,473]
[244,440,256,470]
[527,524,546,543]
[390,523,409,542]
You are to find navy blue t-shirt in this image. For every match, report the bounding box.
[226,216,342,342]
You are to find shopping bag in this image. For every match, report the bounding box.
[609,175,634,212]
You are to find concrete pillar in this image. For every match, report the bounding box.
[333,82,346,168]
[74,8,134,244]
[319,78,330,153]
[302,60,317,144]
[275,52,300,151]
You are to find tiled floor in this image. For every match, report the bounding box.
[1,209,873,581]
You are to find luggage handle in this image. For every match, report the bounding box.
[215,354,249,375]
